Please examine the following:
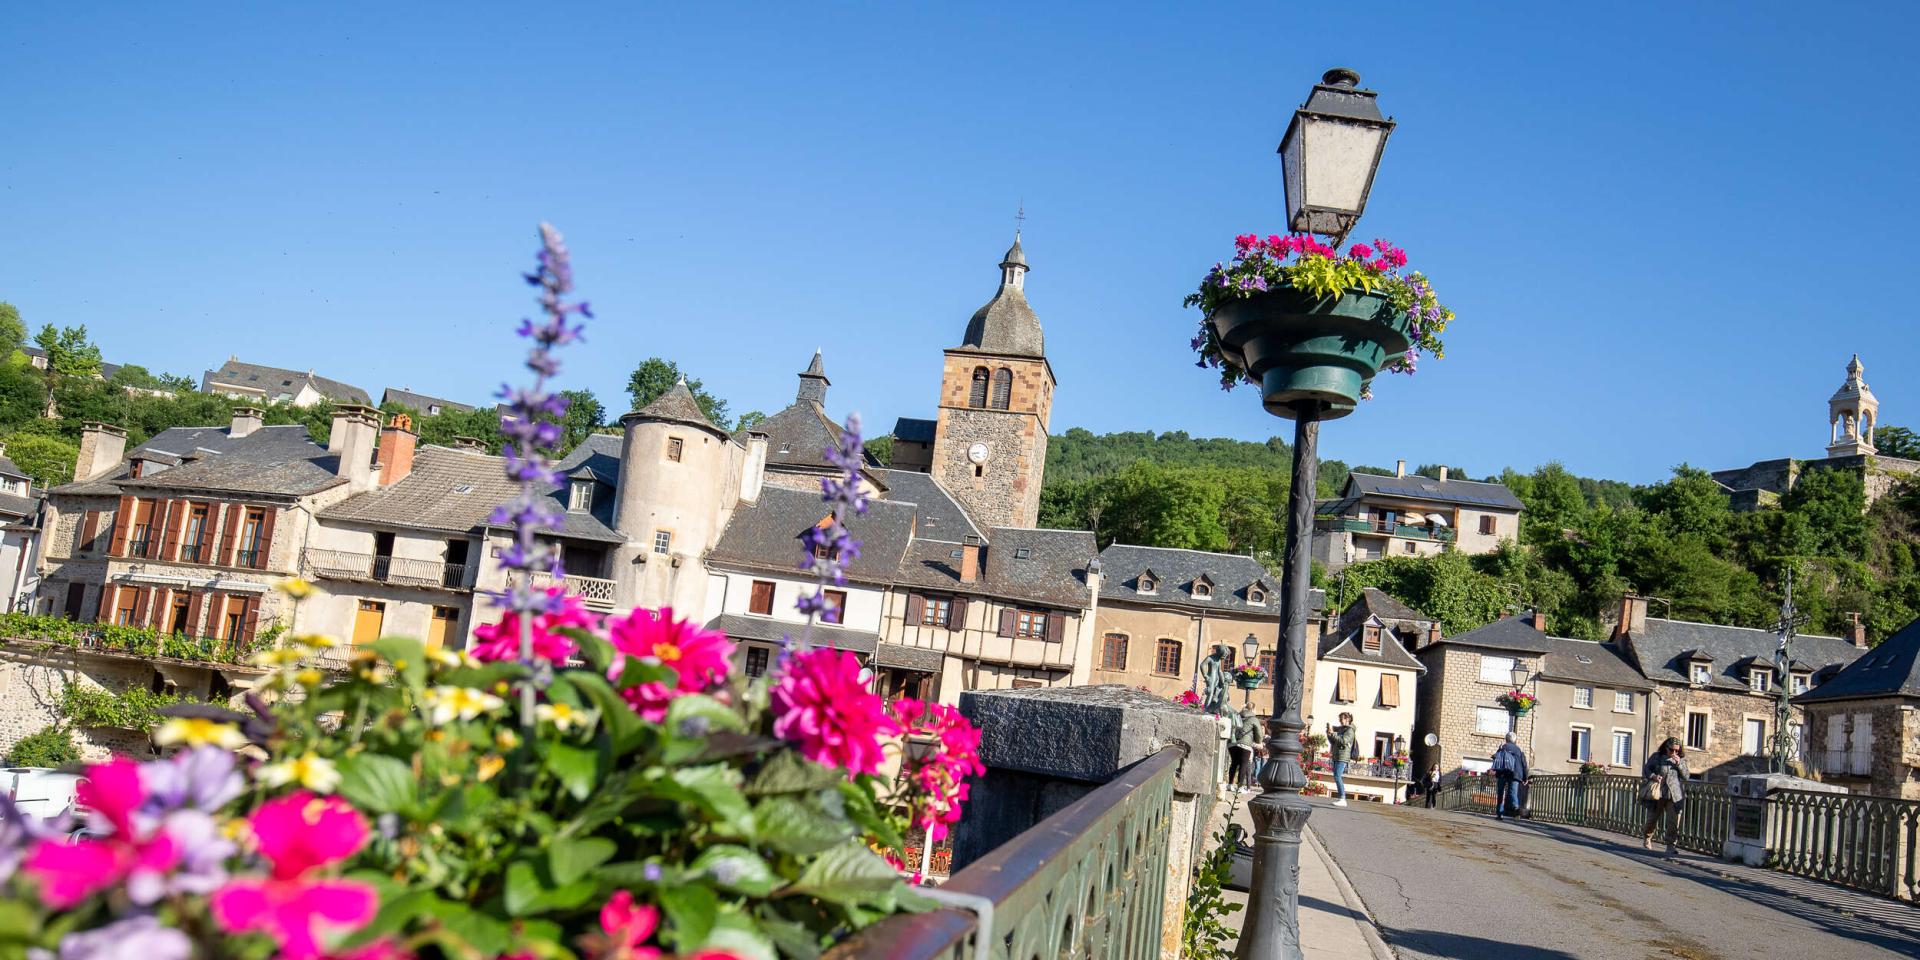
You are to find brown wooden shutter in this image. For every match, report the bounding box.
[748,580,774,615]
[1045,611,1065,643]
[948,596,968,631]
[79,511,100,554]
[184,592,204,637]
[130,587,150,626]
[97,585,118,623]
[148,588,172,629]
[161,499,187,561]
[205,593,228,638]
[905,594,925,624]
[254,508,278,569]
[1336,667,1357,703]
[1381,673,1401,707]
[109,495,136,556]
[997,608,1016,637]
[216,505,238,566]
[241,599,261,646]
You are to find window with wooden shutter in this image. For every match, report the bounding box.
[1336,667,1357,703]
[130,587,151,627]
[922,597,951,627]
[97,585,118,624]
[822,589,847,624]
[216,505,239,566]
[162,499,187,561]
[1380,673,1400,707]
[948,596,968,631]
[905,593,925,624]
[183,592,204,638]
[1478,515,1496,535]
[748,580,775,615]
[128,499,157,558]
[1044,611,1065,643]
[109,495,135,556]
[1101,634,1128,670]
[252,508,277,569]
[997,609,1017,637]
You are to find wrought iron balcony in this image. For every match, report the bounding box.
[528,571,618,611]
[307,549,471,590]
[1319,516,1454,542]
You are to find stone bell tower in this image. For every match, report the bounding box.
[929,234,1056,530]
[1826,354,1879,458]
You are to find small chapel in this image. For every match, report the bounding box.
[1713,355,1920,509]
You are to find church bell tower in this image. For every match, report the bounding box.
[1826,354,1879,458]
[929,234,1055,530]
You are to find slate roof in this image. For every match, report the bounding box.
[705,613,878,656]
[320,446,518,535]
[1796,617,1920,703]
[381,388,474,415]
[757,401,851,474]
[0,455,28,483]
[1343,472,1525,512]
[1537,636,1653,691]
[628,382,725,436]
[1432,615,1555,654]
[202,358,372,405]
[1334,587,1435,638]
[0,491,40,521]
[875,469,983,543]
[708,486,916,584]
[57,424,346,499]
[1318,615,1425,671]
[893,528,1096,608]
[534,435,624,542]
[1097,544,1279,615]
[891,417,937,444]
[1621,618,1865,693]
[957,239,1044,358]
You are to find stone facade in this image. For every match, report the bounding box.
[0,643,251,763]
[1086,599,1282,702]
[929,352,1052,531]
[1412,645,1543,775]
[1801,699,1920,800]
[1648,684,1794,781]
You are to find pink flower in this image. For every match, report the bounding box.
[210,792,376,960]
[22,758,182,907]
[470,588,600,663]
[1348,243,1373,260]
[598,890,663,960]
[608,608,735,721]
[1175,690,1201,706]
[769,648,900,776]
[890,700,986,843]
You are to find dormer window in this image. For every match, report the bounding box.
[1192,577,1213,600]
[1748,668,1772,693]
[1791,672,1810,695]
[568,479,594,513]
[1137,572,1157,594]
[1690,663,1712,685]
[1248,585,1266,605]
[128,460,144,479]
[1361,623,1382,654]
[1014,546,1031,560]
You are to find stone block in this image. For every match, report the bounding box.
[1722,772,1847,867]
[959,683,1222,796]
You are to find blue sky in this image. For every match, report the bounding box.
[4,3,1916,484]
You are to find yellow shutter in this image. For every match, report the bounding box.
[1381,673,1401,707]
[1337,668,1357,703]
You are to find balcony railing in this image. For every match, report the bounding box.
[307,549,470,590]
[1322,517,1453,542]
[528,571,618,611]
[826,747,1180,960]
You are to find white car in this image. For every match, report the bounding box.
[1,767,84,821]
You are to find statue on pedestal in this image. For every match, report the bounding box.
[1198,643,1232,716]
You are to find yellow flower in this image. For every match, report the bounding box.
[153,718,248,750]
[290,633,342,651]
[259,752,342,793]
[252,647,305,668]
[476,755,505,782]
[294,668,324,688]
[421,685,505,725]
[535,702,589,733]
[276,578,321,600]
[428,648,477,670]
[494,728,521,751]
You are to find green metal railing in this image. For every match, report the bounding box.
[828,747,1181,960]
[1509,775,1730,855]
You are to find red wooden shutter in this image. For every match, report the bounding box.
[905,594,925,624]
[997,609,1016,637]
[216,505,238,566]
[130,587,150,626]
[109,495,136,556]
[148,588,172,629]
[160,499,185,560]
[205,594,228,638]
[184,592,204,637]
[97,585,119,623]
[1045,611,1065,643]
[949,596,967,631]
[253,508,278,569]
[240,599,261,646]
[79,511,100,554]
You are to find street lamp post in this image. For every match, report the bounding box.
[1392,734,1407,803]
[1242,632,1262,711]
[1237,68,1396,960]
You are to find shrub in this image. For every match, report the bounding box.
[4,724,79,767]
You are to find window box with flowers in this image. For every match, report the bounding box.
[1232,664,1268,690]
[1187,234,1453,415]
[1498,689,1538,716]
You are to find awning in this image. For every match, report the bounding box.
[873,643,944,674]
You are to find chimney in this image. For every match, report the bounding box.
[1528,610,1549,632]
[450,436,486,452]
[1426,621,1443,648]
[74,422,128,482]
[230,406,264,438]
[1439,466,1450,482]
[376,414,418,486]
[959,536,982,583]
[1848,612,1869,649]
[1395,459,1407,478]
[330,404,380,491]
[1616,594,1649,639]
[738,431,769,502]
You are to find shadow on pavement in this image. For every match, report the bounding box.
[1381,929,1580,959]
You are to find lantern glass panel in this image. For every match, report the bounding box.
[1303,116,1386,213]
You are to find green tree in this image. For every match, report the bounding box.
[1520,462,1587,545]
[1638,465,1730,543]
[863,434,893,467]
[1,432,79,486]
[556,389,605,452]
[733,410,768,432]
[107,364,196,393]
[0,302,24,358]
[625,357,729,426]
[1874,425,1920,460]
[32,323,102,382]
[0,360,47,430]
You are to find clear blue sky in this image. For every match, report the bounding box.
[5,3,1916,485]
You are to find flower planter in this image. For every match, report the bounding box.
[1208,285,1409,420]
[1234,675,1265,690]
[1505,705,1532,717]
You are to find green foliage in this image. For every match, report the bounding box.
[0,303,23,358]
[626,357,730,426]
[0,612,262,664]
[862,433,892,467]
[107,364,196,393]
[0,432,77,487]
[3,724,78,768]
[1875,425,1920,460]
[32,323,101,382]
[58,683,212,731]
[1182,800,1244,960]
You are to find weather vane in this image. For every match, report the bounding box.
[1015,201,1025,233]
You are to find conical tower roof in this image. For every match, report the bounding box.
[960,234,1044,358]
[626,379,725,436]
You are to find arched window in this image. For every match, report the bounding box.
[991,368,1013,409]
[969,367,990,408]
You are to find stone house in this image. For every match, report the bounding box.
[1312,462,1523,573]
[1309,588,1430,800]
[1411,614,1548,777]
[1612,595,1867,781]
[201,357,372,408]
[1528,631,1655,777]
[1086,544,1282,703]
[1794,614,1920,799]
[379,387,474,417]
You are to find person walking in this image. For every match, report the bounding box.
[1326,713,1358,807]
[1641,737,1689,855]
[1225,711,1255,791]
[1421,763,1441,809]
[1232,711,1263,790]
[1491,732,1530,820]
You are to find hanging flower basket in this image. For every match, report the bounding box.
[1233,665,1267,689]
[1497,689,1537,716]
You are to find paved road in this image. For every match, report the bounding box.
[1304,797,1920,959]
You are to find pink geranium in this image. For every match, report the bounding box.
[469,587,600,663]
[593,890,662,960]
[23,758,182,907]
[607,608,735,721]
[210,792,377,960]
[769,647,899,776]
[890,699,986,843]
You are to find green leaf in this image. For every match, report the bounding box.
[755,914,824,960]
[567,670,647,753]
[564,627,616,673]
[560,769,649,837]
[542,738,603,801]
[666,693,747,734]
[658,882,719,948]
[660,764,753,836]
[616,657,676,691]
[703,911,777,960]
[548,836,616,886]
[368,636,428,689]
[504,859,598,917]
[690,844,780,896]
[744,749,840,796]
[336,752,416,815]
[789,841,902,905]
[752,794,853,856]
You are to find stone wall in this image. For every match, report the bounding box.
[929,352,1051,531]
[1803,699,1920,799]
[1413,646,1541,775]
[0,645,195,762]
[1650,683,1794,781]
[1085,600,1281,703]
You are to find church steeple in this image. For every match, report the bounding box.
[958,232,1044,358]
[1827,354,1879,457]
[796,350,829,406]
[1001,232,1028,290]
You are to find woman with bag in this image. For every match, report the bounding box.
[1641,736,1689,853]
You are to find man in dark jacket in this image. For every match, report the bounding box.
[1491,732,1530,820]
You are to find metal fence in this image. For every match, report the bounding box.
[1437,774,1920,901]
[827,747,1181,960]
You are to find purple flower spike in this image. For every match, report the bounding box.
[791,413,867,643]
